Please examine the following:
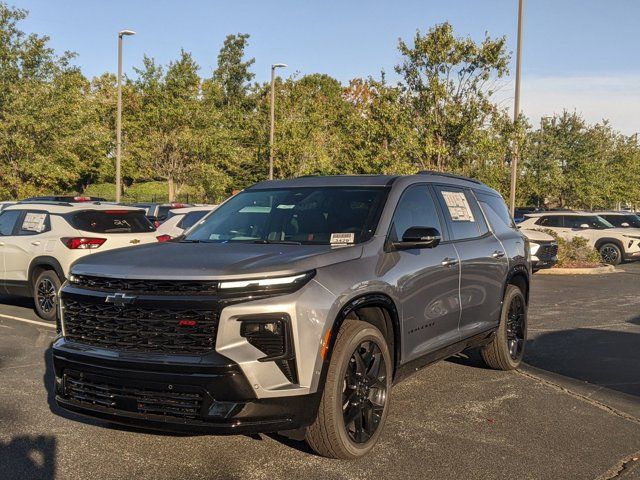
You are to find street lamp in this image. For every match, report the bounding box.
[115,29,136,203]
[269,63,288,180]
[509,0,524,216]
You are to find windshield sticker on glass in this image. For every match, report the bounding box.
[330,232,355,245]
[276,204,295,209]
[22,213,47,232]
[442,191,475,222]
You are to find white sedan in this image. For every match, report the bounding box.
[156,205,217,238]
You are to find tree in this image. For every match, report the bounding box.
[395,22,510,171]
[212,33,255,106]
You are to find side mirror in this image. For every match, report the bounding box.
[392,227,441,250]
[579,224,590,229]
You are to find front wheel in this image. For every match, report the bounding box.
[481,285,527,370]
[599,243,622,265]
[33,270,61,321]
[305,320,392,459]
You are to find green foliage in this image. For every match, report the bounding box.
[537,229,601,267]
[0,5,639,210]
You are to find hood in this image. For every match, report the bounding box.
[70,241,364,280]
[607,227,640,237]
[520,229,555,242]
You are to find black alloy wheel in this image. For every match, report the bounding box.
[505,294,526,360]
[37,278,56,314]
[342,340,388,444]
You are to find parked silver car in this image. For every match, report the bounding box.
[53,172,530,458]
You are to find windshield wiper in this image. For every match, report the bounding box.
[252,239,302,245]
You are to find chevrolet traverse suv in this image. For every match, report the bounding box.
[53,173,530,459]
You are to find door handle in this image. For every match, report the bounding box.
[492,250,505,259]
[31,241,41,246]
[441,257,459,267]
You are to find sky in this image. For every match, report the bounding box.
[13,0,640,135]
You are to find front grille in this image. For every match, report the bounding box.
[63,298,218,354]
[537,243,558,261]
[64,372,203,419]
[71,275,218,295]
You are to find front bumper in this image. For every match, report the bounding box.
[53,338,321,434]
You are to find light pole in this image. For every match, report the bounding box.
[509,0,524,216]
[269,63,287,180]
[116,29,136,203]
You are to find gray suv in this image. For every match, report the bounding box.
[53,172,530,459]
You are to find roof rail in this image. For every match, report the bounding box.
[17,200,74,207]
[416,170,482,184]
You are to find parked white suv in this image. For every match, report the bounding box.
[0,201,164,320]
[156,205,217,238]
[518,211,640,265]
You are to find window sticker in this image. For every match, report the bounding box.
[330,232,355,245]
[442,191,475,222]
[276,204,295,209]
[22,213,47,232]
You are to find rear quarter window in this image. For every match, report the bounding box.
[178,211,209,230]
[477,192,516,236]
[69,211,156,233]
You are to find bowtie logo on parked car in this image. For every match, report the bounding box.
[104,292,137,306]
[130,239,141,244]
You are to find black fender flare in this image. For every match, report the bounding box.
[594,238,625,254]
[503,263,530,304]
[317,293,401,394]
[28,256,65,294]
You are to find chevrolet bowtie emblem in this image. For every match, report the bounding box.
[105,293,137,306]
[130,239,141,244]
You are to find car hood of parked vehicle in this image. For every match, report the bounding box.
[69,241,365,280]
[519,228,556,243]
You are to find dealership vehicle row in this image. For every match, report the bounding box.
[1,173,640,460]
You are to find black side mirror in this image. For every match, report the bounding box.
[392,227,441,250]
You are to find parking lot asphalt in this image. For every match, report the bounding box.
[1,265,639,480]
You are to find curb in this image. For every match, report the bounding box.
[535,265,616,275]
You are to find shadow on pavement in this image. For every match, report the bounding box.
[0,294,35,310]
[525,326,640,398]
[0,435,56,480]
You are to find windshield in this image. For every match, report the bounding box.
[70,210,156,233]
[582,216,615,230]
[184,187,389,245]
[602,214,640,228]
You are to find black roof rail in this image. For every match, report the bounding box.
[17,200,74,207]
[416,170,482,184]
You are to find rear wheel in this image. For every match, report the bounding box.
[599,243,622,265]
[33,270,61,321]
[305,320,392,459]
[481,285,527,370]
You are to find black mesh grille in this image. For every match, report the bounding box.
[71,275,218,295]
[63,298,218,354]
[537,243,558,261]
[64,372,203,419]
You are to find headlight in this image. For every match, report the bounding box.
[529,242,541,256]
[218,271,315,294]
[67,273,78,284]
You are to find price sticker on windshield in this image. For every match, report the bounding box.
[330,233,355,245]
[22,213,47,232]
[442,191,475,222]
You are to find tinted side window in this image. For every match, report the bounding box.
[434,186,487,240]
[18,211,51,236]
[0,210,21,236]
[564,216,585,229]
[389,185,443,242]
[477,192,516,236]
[535,216,563,227]
[178,211,209,230]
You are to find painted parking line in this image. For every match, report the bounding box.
[0,313,56,329]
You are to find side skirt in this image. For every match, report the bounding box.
[393,328,497,384]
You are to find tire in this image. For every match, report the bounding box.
[305,320,392,459]
[481,285,527,370]
[33,270,61,321]
[599,242,622,265]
